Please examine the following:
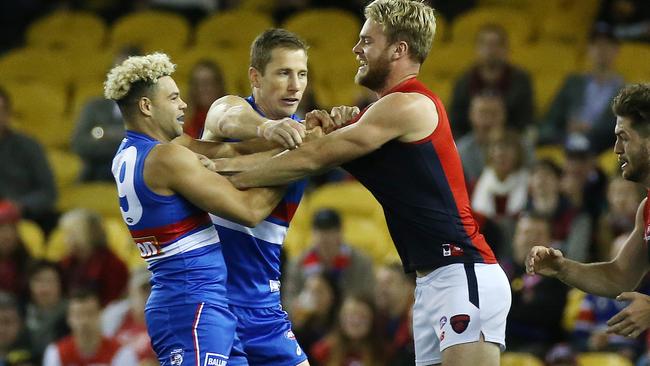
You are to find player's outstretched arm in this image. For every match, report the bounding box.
[146,143,285,227]
[229,92,430,188]
[526,198,649,298]
[306,106,360,133]
[173,133,283,159]
[203,95,305,148]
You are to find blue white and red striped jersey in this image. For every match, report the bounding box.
[214,96,307,308]
[112,131,228,309]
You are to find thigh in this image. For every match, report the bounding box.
[146,303,241,366]
[232,305,309,366]
[441,333,500,366]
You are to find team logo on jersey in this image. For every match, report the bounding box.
[269,280,281,292]
[439,316,447,329]
[286,330,296,340]
[170,348,184,365]
[442,243,464,257]
[134,236,162,258]
[204,353,228,366]
[450,314,470,334]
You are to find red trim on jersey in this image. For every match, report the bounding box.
[397,79,496,263]
[270,202,299,223]
[129,212,211,245]
[193,302,204,366]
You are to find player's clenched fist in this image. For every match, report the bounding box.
[257,118,306,149]
[330,105,360,128]
[525,246,565,277]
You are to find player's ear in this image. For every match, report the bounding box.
[392,41,408,61]
[249,67,262,89]
[138,97,153,117]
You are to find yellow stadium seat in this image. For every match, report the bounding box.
[501,352,544,366]
[67,51,114,95]
[577,352,633,366]
[282,9,360,51]
[478,0,531,8]
[342,215,393,265]
[7,83,70,148]
[26,10,106,51]
[598,150,619,178]
[532,74,566,117]
[534,0,600,45]
[309,49,364,108]
[451,7,533,46]
[420,43,476,84]
[433,14,448,43]
[104,217,142,270]
[195,10,274,51]
[562,288,586,331]
[511,42,578,77]
[110,11,190,56]
[308,181,382,218]
[17,220,46,259]
[0,48,72,87]
[44,226,68,262]
[70,83,106,122]
[615,42,650,83]
[57,183,120,219]
[47,148,82,191]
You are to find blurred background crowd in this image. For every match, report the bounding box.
[1,0,650,365]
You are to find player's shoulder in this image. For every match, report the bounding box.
[147,142,195,170]
[368,92,437,128]
[213,94,249,107]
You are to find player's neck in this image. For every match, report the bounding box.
[377,64,419,97]
[125,120,172,143]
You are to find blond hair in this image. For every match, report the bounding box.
[104,52,176,101]
[364,0,436,63]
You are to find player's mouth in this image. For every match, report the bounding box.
[358,59,368,72]
[177,115,184,124]
[281,97,300,106]
[619,157,628,169]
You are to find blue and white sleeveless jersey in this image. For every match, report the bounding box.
[112,131,228,309]
[213,96,307,308]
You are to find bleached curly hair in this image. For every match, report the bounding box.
[104,52,176,101]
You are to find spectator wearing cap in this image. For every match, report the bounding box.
[0,201,34,298]
[283,209,375,314]
[561,136,609,222]
[0,86,57,233]
[538,23,624,154]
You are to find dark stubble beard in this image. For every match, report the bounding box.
[356,54,391,92]
[625,144,650,184]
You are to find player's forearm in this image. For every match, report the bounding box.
[244,186,287,226]
[556,259,634,298]
[231,147,327,188]
[213,148,286,175]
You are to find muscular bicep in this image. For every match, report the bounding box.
[149,144,274,225]
[613,198,650,286]
[204,95,263,140]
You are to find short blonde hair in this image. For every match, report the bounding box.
[104,52,176,101]
[365,0,436,63]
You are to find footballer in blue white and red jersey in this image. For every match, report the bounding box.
[211,96,309,366]
[113,131,247,366]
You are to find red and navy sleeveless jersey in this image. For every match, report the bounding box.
[112,131,227,308]
[212,96,307,307]
[643,190,650,261]
[342,78,496,272]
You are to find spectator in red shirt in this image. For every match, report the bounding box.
[183,60,226,138]
[58,209,128,306]
[0,200,33,298]
[42,289,137,366]
[311,294,385,366]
